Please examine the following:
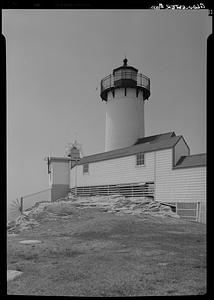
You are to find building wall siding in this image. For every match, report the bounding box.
[155,149,206,203]
[51,161,70,185]
[70,152,155,187]
[70,149,206,203]
[69,148,206,222]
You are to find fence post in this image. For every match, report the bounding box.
[197,202,201,222]
[20,197,23,214]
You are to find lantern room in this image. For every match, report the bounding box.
[100,58,151,102]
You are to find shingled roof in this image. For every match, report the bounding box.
[134,132,176,145]
[174,153,206,169]
[76,132,181,165]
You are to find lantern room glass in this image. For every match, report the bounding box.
[114,69,137,83]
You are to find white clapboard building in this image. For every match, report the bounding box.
[46,59,206,223]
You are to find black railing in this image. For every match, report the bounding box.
[101,72,150,94]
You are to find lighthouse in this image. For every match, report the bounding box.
[100,58,151,151]
[45,57,206,223]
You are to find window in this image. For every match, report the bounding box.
[83,163,89,174]
[136,153,145,166]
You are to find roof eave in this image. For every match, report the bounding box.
[48,156,71,163]
[77,145,177,165]
[173,163,206,169]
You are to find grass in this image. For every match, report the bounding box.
[7,207,206,296]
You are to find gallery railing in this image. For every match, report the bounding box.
[101,72,150,94]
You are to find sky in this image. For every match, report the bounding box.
[3,9,210,215]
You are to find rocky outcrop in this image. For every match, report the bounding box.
[7,195,179,233]
[68,195,180,219]
[7,214,40,234]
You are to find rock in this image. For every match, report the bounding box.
[15,215,29,225]
[7,270,23,281]
[45,202,76,215]
[150,207,160,212]
[7,225,21,234]
[137,204,149,210]
[160,205,172,212]
[55,197,69,202]
[131,209,143,215]
[7,220,16,229]
[130,197,151,204]
[19,240,42,245]
[148,202,160,208]
[109,194,124,199]
[8,194,181,232]
[166,212,180,218]
[99,208,109,212]
[30,211,48,220]
[20,219,39,229]
[121,210,133,214]
[7,232,19,237]
[158,262,168,266]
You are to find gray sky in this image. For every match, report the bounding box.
[4,9,210,210]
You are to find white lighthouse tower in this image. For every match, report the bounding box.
[100,58,151,151]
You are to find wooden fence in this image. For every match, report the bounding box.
[70,182,154,198]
